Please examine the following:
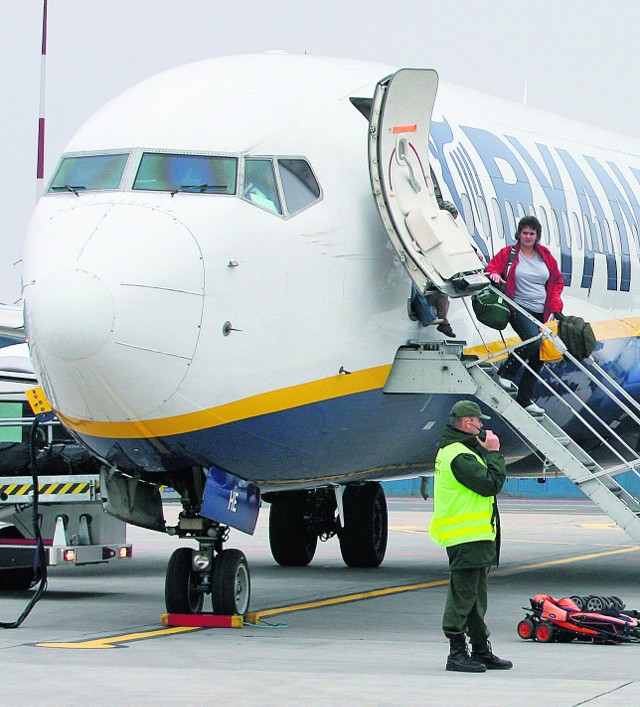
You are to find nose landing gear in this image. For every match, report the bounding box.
[164,520,251,617]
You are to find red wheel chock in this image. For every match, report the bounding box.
[161,613,244,628]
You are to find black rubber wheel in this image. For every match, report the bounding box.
[0,526,36,591]
[0,568,35,591]
[212,549,250,616]
[570,595,584,610]
[269,492,318,566]
[586,595,605,612]
[165,547,204,614]
[611,596,625,610]
[338,482,388,568]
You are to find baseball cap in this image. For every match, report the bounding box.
[450,400,490,420]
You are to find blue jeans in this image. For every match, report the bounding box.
[498,307,545,406]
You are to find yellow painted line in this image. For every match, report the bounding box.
[248,546,640,623]
[579,523,619,529]
[493,545,639,576]
[35,546,640,648]
[37,625,201,649]
[245,579,449,624]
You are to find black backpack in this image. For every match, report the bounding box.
[557,315,597,360]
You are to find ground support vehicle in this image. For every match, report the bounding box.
[0,360,131,590]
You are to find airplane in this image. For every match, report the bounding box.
[13,52,640,616]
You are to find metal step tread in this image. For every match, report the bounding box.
[470,365,640,544]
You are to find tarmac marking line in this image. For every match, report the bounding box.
[249,547,640,622]
[36,625,202,649]
[245,579,449,624]
[34,546,640,648]
[493,545,640,576]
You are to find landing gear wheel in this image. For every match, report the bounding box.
[535,622,555,643]
[212,549,250,617]
[269,491,318,566]
[165,547,204,614]
[517,618,535,640]
[338,482,388,568]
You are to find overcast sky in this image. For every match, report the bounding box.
[2,0,639,303]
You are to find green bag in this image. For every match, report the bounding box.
[557,314,597,360]
[471,288,512,330]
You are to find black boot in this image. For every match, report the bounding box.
[471,640,513,670]
[446,634,486,673]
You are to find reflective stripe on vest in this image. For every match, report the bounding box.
[429,441,496,547]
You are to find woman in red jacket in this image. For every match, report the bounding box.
[486,216,564,414]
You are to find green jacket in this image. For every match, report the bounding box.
[433,425,507,569]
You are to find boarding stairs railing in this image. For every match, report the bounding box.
[385,287,640,543]
[464,290,640,543]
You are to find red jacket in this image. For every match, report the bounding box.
[486,243,564,322]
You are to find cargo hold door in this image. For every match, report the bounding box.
[368,69,487,297]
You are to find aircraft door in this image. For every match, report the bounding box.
[368,69,487,297]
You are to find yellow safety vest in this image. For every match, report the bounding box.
[429,442,496,547]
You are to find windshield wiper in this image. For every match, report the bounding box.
[49,184,87,196]
[170,184,228,196]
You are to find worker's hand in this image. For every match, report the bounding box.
[478,430,500,451]
[488,272,504,285]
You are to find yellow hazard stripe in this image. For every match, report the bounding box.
[0,482,94,495]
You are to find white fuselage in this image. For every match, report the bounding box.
[21,53,640,486]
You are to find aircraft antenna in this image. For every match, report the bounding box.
[36,0,48,200]
[522,80,528,106]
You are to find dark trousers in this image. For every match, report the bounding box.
[498,307,545,406]
[442,567,490,642]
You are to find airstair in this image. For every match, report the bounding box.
[368,67,640,541]
[385,300,640,544]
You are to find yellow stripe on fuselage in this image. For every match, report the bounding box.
[57,364,391,439]
[56,317,640,440]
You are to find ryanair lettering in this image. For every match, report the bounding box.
[430,117,640,292]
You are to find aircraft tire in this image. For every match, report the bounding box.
[165,547,205,614]
[212,549,251,617]
[269,491,318,566]
[338,482,388,568]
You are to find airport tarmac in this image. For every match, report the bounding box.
[0,497,639,706]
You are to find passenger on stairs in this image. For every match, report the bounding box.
[408,287,455,337]
[485,216,564,415]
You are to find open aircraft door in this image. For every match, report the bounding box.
[368,69,487,297]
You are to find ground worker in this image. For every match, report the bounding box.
[429,400,513,673]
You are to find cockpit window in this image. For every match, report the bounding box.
[132,153,238,194]
[48,153,129,193]
[277,159,321,213]
[243,159,282,214]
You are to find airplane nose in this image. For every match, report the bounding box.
[30,269,114,361]
[24,202,205,421]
